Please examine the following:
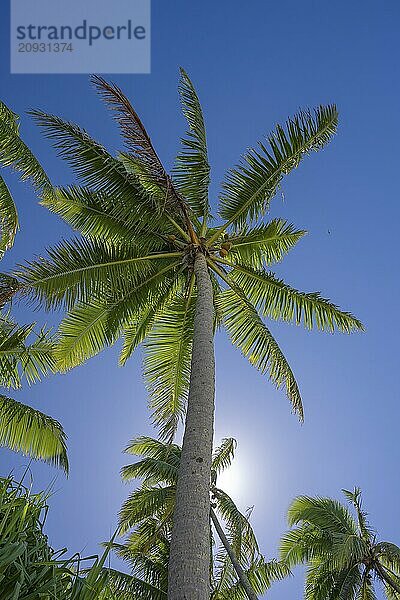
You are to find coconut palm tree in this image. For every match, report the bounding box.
[0,101,67,470]
[108,436,289,600]
[10,70,363,598]
[280,487,400,600]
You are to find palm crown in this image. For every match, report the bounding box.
[280,488,400,600]
[13,69,363,440]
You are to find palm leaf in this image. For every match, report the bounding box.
[16,236,179,310]
[41,185,168,246]
[30,110,137,197]
[0,318,56,388]
[216,288,303,419]
[108,568,167,600]
[91,76,164,177]
[119,285,175,366]
[92,76,186,221]
[287,496,357,534]
[279,523,330,567]
[229,264,364,333]
[0,395,68,471]
[0,119,49,192]
[228,219,306,268]
[173,67,211,219]
[55,261,181,372]
[0,101,19,133]
[0,177,18,254]
[212,438,237,475]
[216,104,338,231]
[119,486,175,534]
[144,288,195,440]
[121,437,180,485]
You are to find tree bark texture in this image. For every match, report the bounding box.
[168,252,216,600]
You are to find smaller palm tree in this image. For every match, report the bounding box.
[280,487,400,600]
[111,436,289,600]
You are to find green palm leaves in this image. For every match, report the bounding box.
[280,488,400,600]
[0,100,50,255]
[216,104,339,233]
[0,100,67,470]
[11,69,362,441]
[0,101,20,256]
[174,67,210,219]
[0,316,68,471]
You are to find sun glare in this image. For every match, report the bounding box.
[217,458,248,503]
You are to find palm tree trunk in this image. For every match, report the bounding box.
[210,508,259,600]
[375,562,400,595]
[168,251,215,600]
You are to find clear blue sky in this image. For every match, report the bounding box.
[1,1,399,597]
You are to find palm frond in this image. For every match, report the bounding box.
[121,437,180,486]
[217,104,338,231]
[376,542,400,564]
[212,438,237,475]
[144,288,195,440]
[0,318,56,388]
[30,110,136,196]
[119,486,175,534]
[214,558,290,600]
[305,560,361,600]
[279,523,328,567]
[173,67,210,218]
[229,264,364,333]
[342,487,374,541]
[287,495,357,534]
[108,568,167,600]
[0,177,18,254]
[48,261,181,371]
[216,288,303,420]
[212,487,259,563]
[55,297,118,371]
[124,435,179,460]
[92,76,185,220]
[121,457,178,487]
[41,185,168,246]
[119,285,175,366]
[0,101,20,133]
[91,76,164,177]
[0,119,49,191]
[16,236,179,310]
[0,395,68,471]
[228,219,306,268]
